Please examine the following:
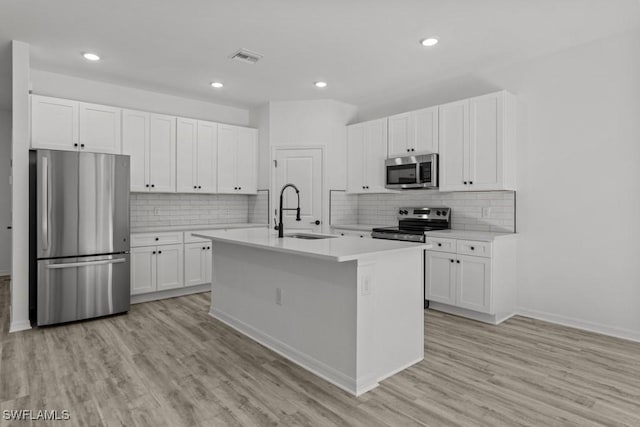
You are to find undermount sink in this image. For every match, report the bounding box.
[284,233,337,240]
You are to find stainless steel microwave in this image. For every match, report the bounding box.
[385,153,438,190]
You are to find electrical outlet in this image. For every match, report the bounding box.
[482,207,491,218]
[276,288,283,305]
[361,276,372,296]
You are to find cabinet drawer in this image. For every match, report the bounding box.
[457,240,491,258]
[425,237,457,253]
[333,229,371,238]
[131,232,183,247]
[184,230,214,243]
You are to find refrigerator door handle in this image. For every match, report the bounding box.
[41,156,49,251]
[46,258,126,270]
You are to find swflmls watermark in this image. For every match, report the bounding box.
[2,409,71,421]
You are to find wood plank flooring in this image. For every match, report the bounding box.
[1,276,640,426]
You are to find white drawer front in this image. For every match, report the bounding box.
[425,237,457,253]
[131,232,183,247]
[457,240,492,258]
[184,230,213,243]
[334,229,371,238]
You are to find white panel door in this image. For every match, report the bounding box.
[122,109,150,192]
[217,124,239,193]
[176,118,198,193]
[31,95,79,151]
[131,246,156,295]
[79,102,121,154]
[236,127,258,194]
[346,124,365,193]
[149,114,176,193]
[456,255,492,314]
[414,106,439,154]
[425,251,456,305]
[184,242,207,287]
[469,92,503,190]
[156,244,184,291]
[197,121,218,194]
[388,112,412,157]
[439,100,469,192]
[364,118,388,193]
[274,148,323,233]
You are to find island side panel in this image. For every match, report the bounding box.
[209,241,359,393]
[356,249,424,391]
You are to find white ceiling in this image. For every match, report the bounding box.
[0,0,639,112]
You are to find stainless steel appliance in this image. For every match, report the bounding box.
[385,153,438,190]
[29,150,131,326]
[371,207,451,243]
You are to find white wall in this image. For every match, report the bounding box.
[0,109,11,275]
[359,29,640,341]
[30,69,250,126]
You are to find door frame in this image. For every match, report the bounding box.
[271,146,327,233]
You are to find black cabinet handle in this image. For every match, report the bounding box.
[198,186,202,189]
[202,247,206,250]
[73,143,78,147]
[469,181,473,185]
[437,243,442,247]
[456,260,460,263]
[145,184,150,188]
[207,246,211,250]
[152,251,156,254]
[450,259,454,263]
[238,187,241,190]
[155,237,159,241]
[406,149,410,152]
[193,186,197,189]
[411,148,415,152]
[80,144,85,148]
[470,246,475,250]
[463,181,467,185]
[158,250,162,254]
[151,184,155,188]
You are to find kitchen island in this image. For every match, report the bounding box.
[194,228,428,396]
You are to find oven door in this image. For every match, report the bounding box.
[386,160,420,189]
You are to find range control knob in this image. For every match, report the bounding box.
[398,209,404,215]
[436,211,441,216]
[403,210,409,215]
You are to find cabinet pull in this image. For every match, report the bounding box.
[450,259,454,263]
[155,237,159,241]
[198,186,202,189]
[463,181,467,185]
[158,250,162,254]
[151,184,155,188]
[202,247,206,250]
[73,143,78,147]
[152,251,156,254]
[207,246,211,250]
[456,260,460,263]
[469,181,473,185]
[470,246,475,250]
[437,243,442,247]
[80,144,85,148]
[146,184,150,188]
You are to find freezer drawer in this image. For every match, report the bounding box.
[37,254,130,326]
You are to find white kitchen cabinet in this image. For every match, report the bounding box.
[122,109,150,192]
[346,118,388,193]
[149,114,176,193]
[78,102,121,154]
[217,124,257,194]
[31,95,79,151]
[425,234,516,324]
[439,91,516,192]
[331,228,372,238]
[176,119,218,193]
[131,243,183,295]
[184,242,212,287]
[388,106,438,157]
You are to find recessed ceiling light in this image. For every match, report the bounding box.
[420,38,439,47]
[83,52,101,61]
[210,81,224,89]
[314,81,328,88]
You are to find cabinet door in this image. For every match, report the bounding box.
[156,244,184,291]
[346,123,365,193]
[131,246,156,295]
[197,121,218,193]
[425,251,456,305]
[79,103,121,154]
[122,109,150,192]
[217,124,239,193]
[149,114,176,193]
[176,118,198,193]
[439,100,469,192]
[31,95,79,151]
[236,127,258,194]
[184,242,207,287]
[364,118,388,192]
[414,106,439,154]
[456,255,492,314]
[387,112,412,157]
[468,92,503,190]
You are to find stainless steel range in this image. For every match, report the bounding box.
[371,207,451,243]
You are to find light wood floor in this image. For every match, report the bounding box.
[1,276,640,427]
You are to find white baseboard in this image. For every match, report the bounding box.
[10,320,31,333]
[517,307,640,344]
[131,284,210,304]
[209,308,372,396]
[429,302,514,325]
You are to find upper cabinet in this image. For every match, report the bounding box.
[346,118,388,194]
[217,124,257,194]
[31,95,121,154]
[176,118,218,193]
[122,110,175,193]
[439,91,516,192]
[388,106,439,157]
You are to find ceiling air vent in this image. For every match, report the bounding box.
[229,49,263,64]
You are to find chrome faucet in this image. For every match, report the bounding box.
[276,183,301,238]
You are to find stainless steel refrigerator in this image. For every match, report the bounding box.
[29,149,131,326]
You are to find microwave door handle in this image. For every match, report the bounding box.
[42,156,49,251]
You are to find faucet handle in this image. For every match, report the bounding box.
[274,217,279,230]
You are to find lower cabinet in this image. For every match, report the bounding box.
[131,244,184,295]
[184,242,212,287]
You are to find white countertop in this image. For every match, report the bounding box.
[131,223,268,234]
[330,223,387,231]
[425,229,516,242]
[194,228,429,262]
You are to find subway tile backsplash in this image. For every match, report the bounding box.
[248,190,269,224]
[331,190,515,233]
